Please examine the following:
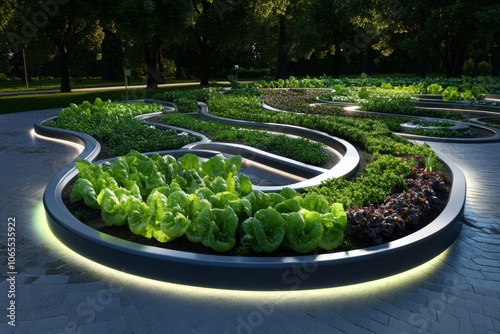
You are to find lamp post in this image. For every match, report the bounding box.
[234,64,239,82]
[122,42,128,100]
[22,47,29,89]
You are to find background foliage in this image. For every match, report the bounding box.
[1,0,499,92]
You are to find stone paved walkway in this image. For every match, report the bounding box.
[1,109,499,334]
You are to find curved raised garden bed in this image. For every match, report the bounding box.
[196,102,360,192]
[411,95,500,113]
[399,119,470,134]
[36,105,466,290]
[470,116,500,129]
[341,105,500,143]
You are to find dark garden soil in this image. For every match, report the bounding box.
[471,125,498,138]
[482,118,500,126]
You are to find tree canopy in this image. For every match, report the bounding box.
[1,0,499,90]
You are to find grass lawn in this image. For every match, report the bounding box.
[0,82,224,114]
[0,78,150,92]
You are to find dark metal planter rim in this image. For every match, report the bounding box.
[36,111,465,291]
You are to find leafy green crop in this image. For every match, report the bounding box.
[205,94,444,209]
[305,154,413,208]
[152,88,221,112]
[426,84,443,95]
[70,151,346,254]
[252,75,495,95]
[47,98,199,156]
[241,208,286,253]
[442,85,487,101]
[161,113,330,166]
[360,97,462,120]
[442,86,459,101]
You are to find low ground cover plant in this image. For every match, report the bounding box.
[345,158,446,246]
[207,94,438,156]
[204,93,452,248]
[442,84,487,101]
[318,84,421,104]
[152,88,221,112]
[252,75,498,94]
[160,114,330,166]
[360,97,463,120]
[46,99,199,156]
[261,88,345,116]
[255,89,473,138]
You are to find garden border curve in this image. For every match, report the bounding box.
[341,106,500,143]
[36,106,466,290]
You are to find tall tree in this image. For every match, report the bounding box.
[398,0,436,77]
[113,0,191,89]
[253,0,306,80]
[377,0,496,77]
[7,0,104,92]
[189,0,249,85]
[293,0,367,78]
[475,3,500,77]
[0,0,17,76]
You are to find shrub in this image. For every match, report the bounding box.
[463,58,474,76]
[479,61,492,76]
[227,74,239,88]
[229,67,271,79]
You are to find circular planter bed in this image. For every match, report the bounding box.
[36,113,466,290]
[472,116,500,128]
[400,118,470,134]
[411,97,500,113]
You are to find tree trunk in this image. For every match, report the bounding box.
[452,46,465,78]
[144,43,158,90]
[471,59,479,78]
[417,48,428,77]
[366,48,374,75]
[471,43,481,78]
[101,61,109,81]
[56,43,71,93]
[492,46,500,77]
[275,14,289,80]
[441,45,465,78]
[332,45,342,78]
[175,47,184,80]
[441,46,453,77]
[156,47,165,84]
[199,41,211,86]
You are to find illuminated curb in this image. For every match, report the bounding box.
[36,108,465,290]
[198,102,360,189]
[412,94,500,113]
[399,119,470,134]
[136,106,360,192]
[342,106,500,143]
